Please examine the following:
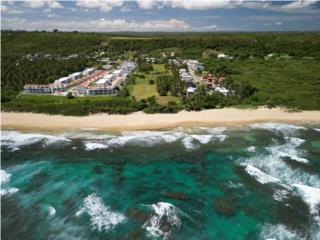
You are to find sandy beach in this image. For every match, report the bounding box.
[2,108,320,131]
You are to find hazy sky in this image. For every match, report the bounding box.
[1,0,320,32]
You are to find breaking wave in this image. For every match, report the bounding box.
[143,202,182,239]
[0,169,19,197]
[48,206,56,217]
[251,122,306,136]
[244,164,281,184]
[2,128,228,151]
[259,224,300,240]
[1,130,70,151]
[242,135,319,187]
[84,142,109,151]
[76,193,126,232]
[293,184,320,216]
[242,124,320,238]
[85,128,227,151]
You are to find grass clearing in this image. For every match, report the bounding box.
[128,64,179,105]
[131,84,158,101]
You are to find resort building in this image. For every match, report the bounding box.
[179,69,187,75]
[82,67,95,75]
[96,74,114,87]
[187,86,196,96]
[55,76,71,85]
[213,86,229,96]
[24,84,53,94]
[69,72,82,80]
[121,61,136,73]
[203,74,226,88]
[23,60,136,96]
[87,87,115,96]
[113,69,123,78]
[187,60,204,72]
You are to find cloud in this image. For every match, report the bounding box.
[1,1,24,14]
[136,0,239,10]
[275,21,282,25]
[46,0,63,9]
[201,24,218,30]
[136,0,169,9]
[23,0,63,9]
[1,17,191,32]
[135,0,319,14]
[75,0,124,12]
[23,1,45,8]
[120,4,131,12]
[282,0,318,9]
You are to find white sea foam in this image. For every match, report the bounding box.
[48,206,56,217]
[259,224,300,240]
[243,136,319,187]
[293,184,320,215]
[197,127,226,134]
[247,146,256,152]
[314,128,320,132]
[0,187,19,197]
[119,131,185,146]
[84,142,108,151]
[76,193,125,232]
[251,123,306,136]
[144,202,181,239]
[0,169,11,184]
[1,130,70,151]
[60,131,114,140]
[79,130,226,150]
[0,169,19,197]
[267,137,309,164]
[273,189,290,202]
[244,165,281,184]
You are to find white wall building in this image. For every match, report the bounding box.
[214,86,229,96]
[82,67,95,75]
[69,72,82,80]
[55,76,71,85]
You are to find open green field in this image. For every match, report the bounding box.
[129,64,179,105]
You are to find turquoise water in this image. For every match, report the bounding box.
[1,123,320,240]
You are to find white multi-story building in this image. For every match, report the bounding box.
[24,84,53,94]
[69,72,82,80]
[87,87,115,95]
[55,76,71,85]
[96,74,114,87]
[82,67,95,75]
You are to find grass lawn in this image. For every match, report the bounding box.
[153,64,166,72]
[131,84,158,101]
[129,64,179,105]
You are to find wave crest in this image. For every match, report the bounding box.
[76,193,126,232]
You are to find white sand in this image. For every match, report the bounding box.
[2,107,320,131]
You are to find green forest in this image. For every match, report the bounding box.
[2,30,320,115]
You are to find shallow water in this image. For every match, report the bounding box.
[1,123,320,240]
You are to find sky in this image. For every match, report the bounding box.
[1,0,320,32]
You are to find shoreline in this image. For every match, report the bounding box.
[2,108,320,132]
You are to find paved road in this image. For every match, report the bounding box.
[187,64,202,83]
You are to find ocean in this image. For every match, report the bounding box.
[1,123,320,240]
